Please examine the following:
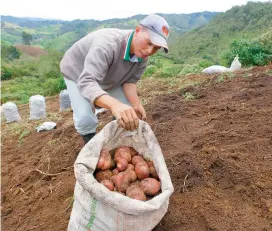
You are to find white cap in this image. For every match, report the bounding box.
[140,14,170,53]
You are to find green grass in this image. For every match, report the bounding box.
[40,32,78,51]
[1,76,64,104]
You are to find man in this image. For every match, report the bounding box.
[60,14,170,144]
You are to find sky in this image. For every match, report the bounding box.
[0,0,270,21]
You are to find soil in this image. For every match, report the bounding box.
[15,45,48,58]
[1,65,272,231]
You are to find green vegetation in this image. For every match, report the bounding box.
[168,2,272,65]
[223,37,272,66]
[1,50,66,104]
[1,2,271,106]
[1,12,218,52]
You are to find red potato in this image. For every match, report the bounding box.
[130,147,139,157]
[126,185,146,201]
[135,162,150,180]
[124,168,137,182]
[126,183,140,195]
[111,172,130,193]
[130,180,141,188]
[140,178,161,196]
[146,161,159,180]
[114,146,132,163]
[149,166,159,180]
[132,155,145,165]
[127,164,134,171]
[97,149,113,170]
[112,168,119,176]
[95,170,113,183]
[146,161,154,167]
[101,180,114,191]
[115,157,128,172]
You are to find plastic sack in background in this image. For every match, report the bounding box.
[201,65,230,74]
[229,55,242,71]
[68,120,174,231]
[36,122,56,132]
[59,89,71,111]
[2,102,22,123]
[29,95,46,120]
[201,55,242,74]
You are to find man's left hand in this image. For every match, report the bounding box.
[133,104,147,121]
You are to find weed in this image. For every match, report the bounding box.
[216,75,225,83]
[18,129,31,145]
[183,92,196,101]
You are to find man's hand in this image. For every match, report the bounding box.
[133,104,147,120]
[110,102,139,131]
[94,95,139,131]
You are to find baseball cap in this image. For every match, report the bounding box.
[140,14,170,53]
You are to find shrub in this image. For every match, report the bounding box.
[223,39,272,66]
[199,60,214,68]
[1,66,13,81]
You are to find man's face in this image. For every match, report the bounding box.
[132,27,161,59]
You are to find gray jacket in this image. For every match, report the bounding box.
[60,28,147,105]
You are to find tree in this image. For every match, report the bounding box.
[1,43,21,60]
[22,31,32,45]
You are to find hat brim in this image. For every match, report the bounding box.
[148,29,169,53]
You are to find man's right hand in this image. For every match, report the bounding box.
[94,95,139,131]
[110,102,139,131]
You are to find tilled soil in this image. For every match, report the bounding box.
[1,65,272,231]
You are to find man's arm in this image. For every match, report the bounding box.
[122,83,147,120]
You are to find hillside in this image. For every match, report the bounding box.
[1,12,219,52]
[168,1,272,64]
[1,64,272,230]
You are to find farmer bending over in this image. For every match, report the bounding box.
[60,14,170,144]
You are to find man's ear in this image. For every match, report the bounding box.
[135,25,141,34]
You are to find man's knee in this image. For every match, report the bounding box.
[74,115,98,134]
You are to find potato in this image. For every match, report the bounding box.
[130,147,139,157]
[146,161,154,167]
[95,170,113,183]
[101,180,114,191]
[97,149,113,171]
[140,178,161,196]
[146,161,159,180]
[114,146,132,163]
[127,164,134,171]
[149,166,159,180]
[126,183,140,195]
[130,180,141,188]
[112,168,119,176]
[132,155,145,165]
[124,169,137,182]
[126,185,146,201]
[115,157,128,172]
[135,162,150,180]
[111,172,130,193]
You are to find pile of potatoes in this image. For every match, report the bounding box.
[94,146,161,201]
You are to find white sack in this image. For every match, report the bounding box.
[201,65,230,74]
[2,102,21,123]
[229,55,242,71]
[202,55,242,74]
[59,89,71,111]
[29,95,46,120]
[68,120,174,231]
[36,121,56,132]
